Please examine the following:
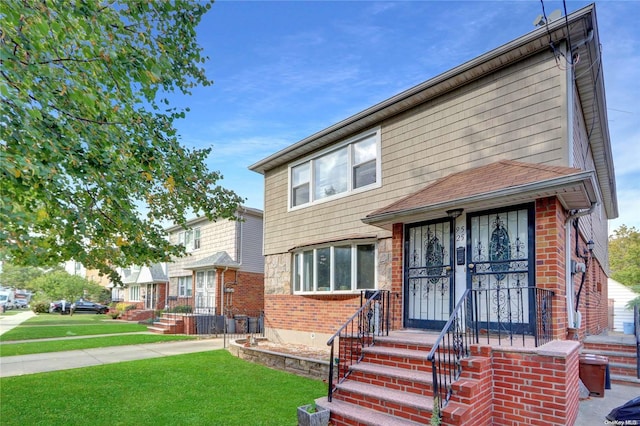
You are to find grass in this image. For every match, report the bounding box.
[0,350,326,426]
[0,314,148,341]
[0,334,196,356]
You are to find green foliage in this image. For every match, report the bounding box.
[0,0,244,283]
[31,302,48,314]
[430,396,441,426]
[169,305,192,313]
[27,270,105,303]
[609,225,640,289]
[626,296,640,310]
[0,263,50,289]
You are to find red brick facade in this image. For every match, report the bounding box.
[264,294,361,334]
[231,271,265,315]
[266,196,608,342]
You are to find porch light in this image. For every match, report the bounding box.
[446,208,464,219]
[586,239,595,254]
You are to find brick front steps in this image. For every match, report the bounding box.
[583,333,640,386]
[147,313,185,334]
[318,331,581,426]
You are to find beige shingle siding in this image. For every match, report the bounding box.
[263,51,568,255]
[168,219,238,277]
[571,87,609,271]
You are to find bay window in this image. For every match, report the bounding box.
[293,242,376,293]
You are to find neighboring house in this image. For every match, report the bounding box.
[165,207,264,317]
[609,278,639,332]
[250,5,618,423]
[85,269,112,288]
[63,260,86,278]
[250,4,616,349]
[113,263,169,310]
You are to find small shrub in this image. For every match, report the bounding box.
[32,302,49,314]
[108,311,121,319]
[169,305,192,314]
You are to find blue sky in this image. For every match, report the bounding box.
[171,1,639,232]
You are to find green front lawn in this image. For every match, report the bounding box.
[0,350,326,426]
[0,334,196,357]
[0,314,148,341]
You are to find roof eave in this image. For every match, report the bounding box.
[362,171,598,229]
[248,5,596,175]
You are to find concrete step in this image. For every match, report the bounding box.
[316,396,424,426]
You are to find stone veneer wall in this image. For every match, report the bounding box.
[228,339,330,380]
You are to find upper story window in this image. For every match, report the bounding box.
[178,228,201,252]
[293,241,376,294]
[289,128,381,209]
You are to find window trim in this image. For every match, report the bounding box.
[177,228,201,252]
[129,285,140,302]
[292,240,377,295]
[178,276,193,298]
[288,127,381,211]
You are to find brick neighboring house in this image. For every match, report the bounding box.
[165,207,264,318]
[250,5,619,425]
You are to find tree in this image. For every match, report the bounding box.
[609,225,640,289]
[1,1,244,282]
[0,262,54,289]
[28,270,107,303]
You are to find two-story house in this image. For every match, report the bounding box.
[250,4,618,425]
[164,207,264,320]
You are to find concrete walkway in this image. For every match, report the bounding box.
[0,310,224,378]
[1,311,638,424]
[0,339,224,378]
[0,310,36,336]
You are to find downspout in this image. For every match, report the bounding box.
[565,202,597,328]
[573,218,590,313]
[221,266,228,316]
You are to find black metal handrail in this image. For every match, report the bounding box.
[426,289,474,415]
[326,290,390,402]
[471,286,555,347]
[635,305,639,379]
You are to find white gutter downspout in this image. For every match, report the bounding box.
[563,28,597,328]
[565,202,597,328]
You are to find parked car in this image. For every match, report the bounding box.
[50,300,109,314]
[14,299,29,309]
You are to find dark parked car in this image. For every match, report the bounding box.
[50,300,109,314]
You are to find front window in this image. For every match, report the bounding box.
[289,128,380,209]
[129,285,140,302]
[178,276,193,297]
[293,242,376,293]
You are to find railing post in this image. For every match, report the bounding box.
[635,305,639,379]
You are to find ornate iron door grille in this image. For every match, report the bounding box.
[467,205,536,335]
[404,219,454,329]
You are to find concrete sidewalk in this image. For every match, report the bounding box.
[0,338,224,378]
[0,310,36,336]
[0,310,225,378]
